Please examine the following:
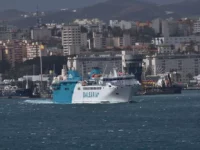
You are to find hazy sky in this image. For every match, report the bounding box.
[0,0,184,11]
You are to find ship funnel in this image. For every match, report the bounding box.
[62,65,67,77]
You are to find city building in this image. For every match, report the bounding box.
[151,18,162,35]
[80,33,88,49]
[151,18,193,37]
[105,35,114,48]
[178,19,193,36]
[157,45,173,54]
[31,27,52,41]
[62,24,81,55]
[0,40,27,67]
[0,23,18,40]
[144,54,200,83]
[193,18,200,34]
[46,47,63,56]
[87,25,103,33]
[162,19,178,37]
[122,51,143,82]
[152,36,200,46]
[73,18,104,26]
[109,20,136,30]
[67,50,143,81]
[93,32,104,49]
[26,42,47,60]
[113,34,132,48]
[67,51,122,78]
[18,74,49,82]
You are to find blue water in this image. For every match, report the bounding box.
[0,90,200,150]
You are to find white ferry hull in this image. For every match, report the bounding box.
[72,84,133,104]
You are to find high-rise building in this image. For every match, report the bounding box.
[193,19,200,34]
[62,24,81,56]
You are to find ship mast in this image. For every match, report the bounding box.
[82,62,84,81]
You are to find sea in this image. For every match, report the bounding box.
[0,90,200,150]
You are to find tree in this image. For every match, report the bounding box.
[4,56,67,79]
[186,40,195,53]
[80,26,88,33]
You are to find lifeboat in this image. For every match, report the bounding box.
[92,74,102,78]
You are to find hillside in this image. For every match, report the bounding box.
[9,0,172,27]
[77,0,167,20]
[0,9,26,21]
[161,0,200,17]
[9,0,200,28]
[144,0,184,5]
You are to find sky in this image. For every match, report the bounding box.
[0,0,184,11]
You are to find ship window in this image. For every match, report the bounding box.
[65,88,69,90]
[83,87,101,90]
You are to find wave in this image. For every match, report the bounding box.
[24,99,54,104]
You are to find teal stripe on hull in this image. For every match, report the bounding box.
[53,82,76,104]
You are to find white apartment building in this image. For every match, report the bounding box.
[67,52,122,78]
[152,36,200,46]
[144,54,200,83]
[193,19,200,34]
[62,24,81,56]
[31,27,51,40]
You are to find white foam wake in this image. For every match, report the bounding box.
[24,99,54,104]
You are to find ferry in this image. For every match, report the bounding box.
[51,67,141,104]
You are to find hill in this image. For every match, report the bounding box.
[0,9,26,21]
[9,0,172,27]
[77,0,167,21]
[161,0,200,17]
[10,0,200,28]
